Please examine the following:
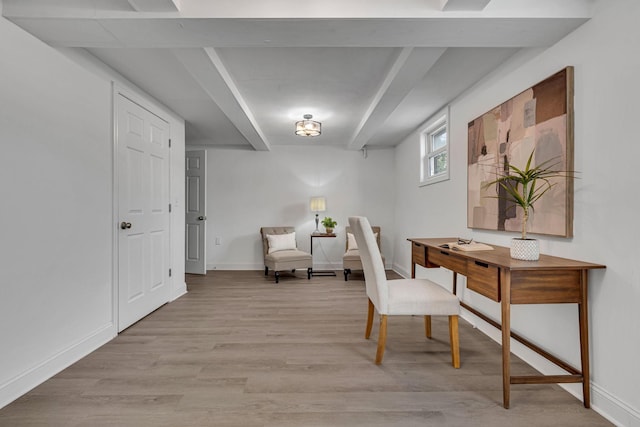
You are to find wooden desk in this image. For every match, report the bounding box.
[408,237,605,409]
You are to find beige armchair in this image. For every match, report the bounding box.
[343,225,384,281]
[260,227,312,284]
[349,216,460,367]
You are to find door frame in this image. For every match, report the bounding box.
[112,84,173,331]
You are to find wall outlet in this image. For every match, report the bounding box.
[215,237,222,245]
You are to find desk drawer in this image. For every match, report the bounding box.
[412,243,427,267]
[466,260,500,301]
[427,248,466,274]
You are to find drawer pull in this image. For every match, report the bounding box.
[440,250,450,256]
[475,261,489,268]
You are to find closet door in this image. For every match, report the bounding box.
[116,93,171,331]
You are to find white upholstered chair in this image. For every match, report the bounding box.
[260,227,312,284]
[348,216,460,367]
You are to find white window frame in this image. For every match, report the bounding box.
[420,107,450,186]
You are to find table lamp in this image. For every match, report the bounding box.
[309,196,326,233]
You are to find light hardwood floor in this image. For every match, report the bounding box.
[0,270,612,426]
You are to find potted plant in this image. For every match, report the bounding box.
[483,150,575,260]
[321,217,337,234]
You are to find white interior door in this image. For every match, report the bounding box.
[185,150,207,275]
[117,93,171,332]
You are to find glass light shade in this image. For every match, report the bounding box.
[295,114,321,137]
[309,196,326,212]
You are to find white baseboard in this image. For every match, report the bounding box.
[207,263,391,271]
[393,263,411,279]
[590,383,640,427]
[170,281,188,301]
[0,322,116,409]
[312,263,342,271]
[207,263,263,270]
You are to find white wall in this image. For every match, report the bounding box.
[201,145,395,271]
[0,14,113,407]
[0,15,186,408]
[393,1,640,425]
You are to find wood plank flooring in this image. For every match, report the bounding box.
[0,270,612,426]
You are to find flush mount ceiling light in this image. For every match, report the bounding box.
[295,114,321,137]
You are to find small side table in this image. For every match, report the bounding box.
[310,233,337,276]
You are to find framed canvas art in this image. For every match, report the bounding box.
[467,67,574,237]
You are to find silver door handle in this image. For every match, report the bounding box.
[198,216,207,221]
[120,222,132,229]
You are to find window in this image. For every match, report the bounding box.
[420,108,450,186]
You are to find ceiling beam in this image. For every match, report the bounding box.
[2,17,590,49]
[347,47,446,151]
[2,0,592,19]
[172,48,270,151]
[439,0,492,11]
[127,0,181,12]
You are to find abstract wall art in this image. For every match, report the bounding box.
[467,67,574,237]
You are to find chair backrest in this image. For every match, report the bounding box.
[348,217,388,314]
[345,225,381,251]
[260,226,295,257]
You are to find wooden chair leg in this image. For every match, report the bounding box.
[365,299,374,339]
[375,315,388,365]
[424,315,432,339]
[449,315,460,368]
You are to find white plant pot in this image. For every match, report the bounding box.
[510,238,539,261]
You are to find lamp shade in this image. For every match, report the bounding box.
[295,114,321,137]
[310,196,326,212]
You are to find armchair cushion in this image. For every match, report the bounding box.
[266,232,297,253]
[265,249,310,263]
[343,248,361,262]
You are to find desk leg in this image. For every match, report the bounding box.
[452,272,457,295]
[500,269,512,409]
[579,270,591,408]
[411,261,416,279]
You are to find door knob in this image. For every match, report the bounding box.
[120,221,132,229]
[198,216,207,221]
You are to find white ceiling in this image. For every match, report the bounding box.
[2,0,594,150]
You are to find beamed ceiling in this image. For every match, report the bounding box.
[2,0,594,150]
